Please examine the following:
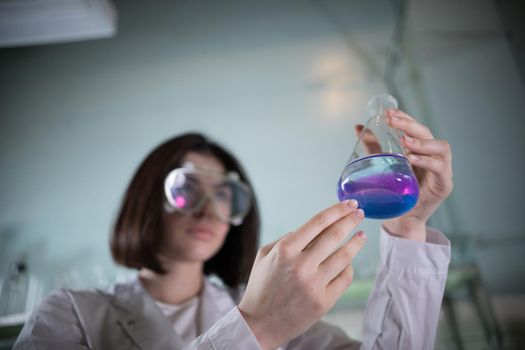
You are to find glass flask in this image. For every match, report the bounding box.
[337,93,419,219]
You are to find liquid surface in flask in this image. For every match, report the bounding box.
[337,153,419,219]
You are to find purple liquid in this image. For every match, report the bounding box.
[337,154,419,219]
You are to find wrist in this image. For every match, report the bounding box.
[237,306,277,350]
[383,216,427,242]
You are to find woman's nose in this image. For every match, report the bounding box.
[193,195,216,220]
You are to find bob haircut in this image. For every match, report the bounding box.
[111,133,260,288]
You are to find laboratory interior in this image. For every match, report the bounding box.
[0,0,524,349]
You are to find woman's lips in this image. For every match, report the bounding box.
[186,227,214,240]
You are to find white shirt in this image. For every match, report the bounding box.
[155,296,201,346]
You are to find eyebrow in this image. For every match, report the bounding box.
[186,173,230,189]
[184,175,200,186]
[214,183,231,190]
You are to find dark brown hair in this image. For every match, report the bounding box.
[110,133,260,288]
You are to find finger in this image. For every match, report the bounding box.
[303,206,364,252]
[357,127,382,154]
[318,231,366,284]
[387,108,416,121]
[407,154,452,178]
[402,136,452,162]
[408,153,454,197]
[302,208,364,265]
[326,264,354,300]
[386,109,434,140]
[284,200,359,252]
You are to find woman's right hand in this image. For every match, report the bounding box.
[237,200,367,350]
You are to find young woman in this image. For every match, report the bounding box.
[14,109,453,349]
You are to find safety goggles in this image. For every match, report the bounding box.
[164,163,252,226]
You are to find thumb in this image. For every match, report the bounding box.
[354,124,364,137]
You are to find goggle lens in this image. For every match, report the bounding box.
[165,168,252,225]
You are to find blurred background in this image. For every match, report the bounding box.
[0,0,524,349]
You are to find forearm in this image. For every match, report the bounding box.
[382,218,426,242]
[361,227,450,350]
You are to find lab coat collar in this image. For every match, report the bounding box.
[110,276,238,349]
[200,277,238,333]
[110,278,185,349]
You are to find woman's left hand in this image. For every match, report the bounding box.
[356,109,453,242]
[385,109,453,241]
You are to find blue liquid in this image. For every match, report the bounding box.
[337,154,419,219]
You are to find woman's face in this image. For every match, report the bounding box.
[160,152,231,263]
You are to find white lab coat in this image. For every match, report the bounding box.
[14,227,450,350]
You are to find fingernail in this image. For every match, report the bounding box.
[357,231,367,240]
[355,208,365,218]
[345,199,358,208]
[404,135,414,144]
[408,154,419,161]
